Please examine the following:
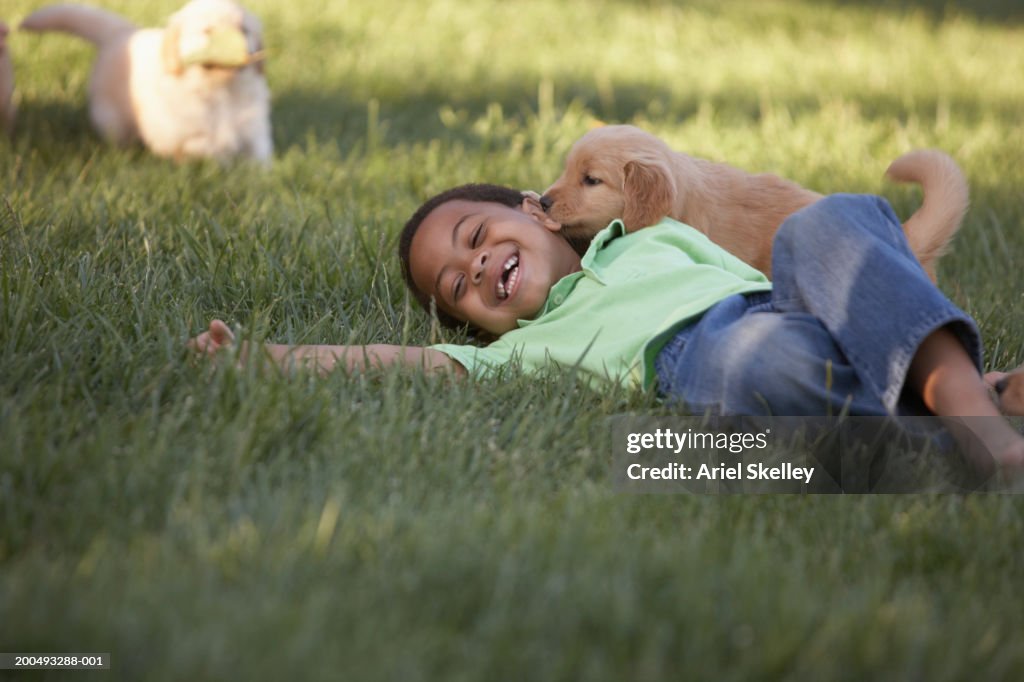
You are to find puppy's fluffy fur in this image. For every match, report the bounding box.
[0,22,14,134]
[22,0,272,163]
[542,124,968,279]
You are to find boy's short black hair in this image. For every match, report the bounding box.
[398,183,525,333]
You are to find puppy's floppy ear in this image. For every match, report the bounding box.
[161,22,183,75]
[622,159,676,231]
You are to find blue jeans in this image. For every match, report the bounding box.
[654,194,983,416]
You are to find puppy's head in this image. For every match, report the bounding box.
[541,124,677,239]
[162,0,265,79]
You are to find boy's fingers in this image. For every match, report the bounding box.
[209,319,235,345]
[186,320,234,358]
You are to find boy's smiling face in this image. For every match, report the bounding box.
[408,197,582,335]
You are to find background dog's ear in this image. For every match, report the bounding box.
[161,23,183,75]
[622,159,676,231]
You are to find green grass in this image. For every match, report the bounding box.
[3,0,1024,679]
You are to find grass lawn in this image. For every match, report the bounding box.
[3,0,1024,679]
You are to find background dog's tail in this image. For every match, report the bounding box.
[885,149,969,281]
[21,4,136,47]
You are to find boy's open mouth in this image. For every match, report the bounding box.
[496,252,520,301]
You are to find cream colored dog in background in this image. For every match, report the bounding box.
[0,22,14,134]
[22,0,272,163]
[541,124,968,280]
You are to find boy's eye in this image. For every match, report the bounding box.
[583,174,602,186]
[471,224,483,247]
[452,274,465,301]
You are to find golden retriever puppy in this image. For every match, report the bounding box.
[0,22,14,134]
[541,124,968,280]
[22,0,271,163]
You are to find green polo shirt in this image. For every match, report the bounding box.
[430,217,772,390]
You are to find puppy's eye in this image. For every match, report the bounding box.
[583,175,602,187]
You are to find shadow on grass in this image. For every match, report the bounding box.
[7,98,105,161]
[269,76,1024,151]
[11,71,1024,209]
[12,99,92,136]
[269,81,633,152]
[818,0,1024,23]
[615,0,1024,24]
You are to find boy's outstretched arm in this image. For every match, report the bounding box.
[188,319,465,376]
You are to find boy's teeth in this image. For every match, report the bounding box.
[497,254,519,300]
[506,265,519,296]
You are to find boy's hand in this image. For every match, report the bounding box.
[188,319,236,357]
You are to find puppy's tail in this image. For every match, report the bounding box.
[885,149,969,280]
[20,4,136,47]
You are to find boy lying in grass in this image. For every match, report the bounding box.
[190,184,1024,471]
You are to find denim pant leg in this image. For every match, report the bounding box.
[655,194,983,416]
[655,292,890,416]
[769,194,982,412]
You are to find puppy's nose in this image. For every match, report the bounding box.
[995,377,1009,395]
[539,195,553,212]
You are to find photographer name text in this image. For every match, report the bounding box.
[626,461,814,484]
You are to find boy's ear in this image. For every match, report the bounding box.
[520,192,562,232]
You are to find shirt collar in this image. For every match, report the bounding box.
[580,219,626,269]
